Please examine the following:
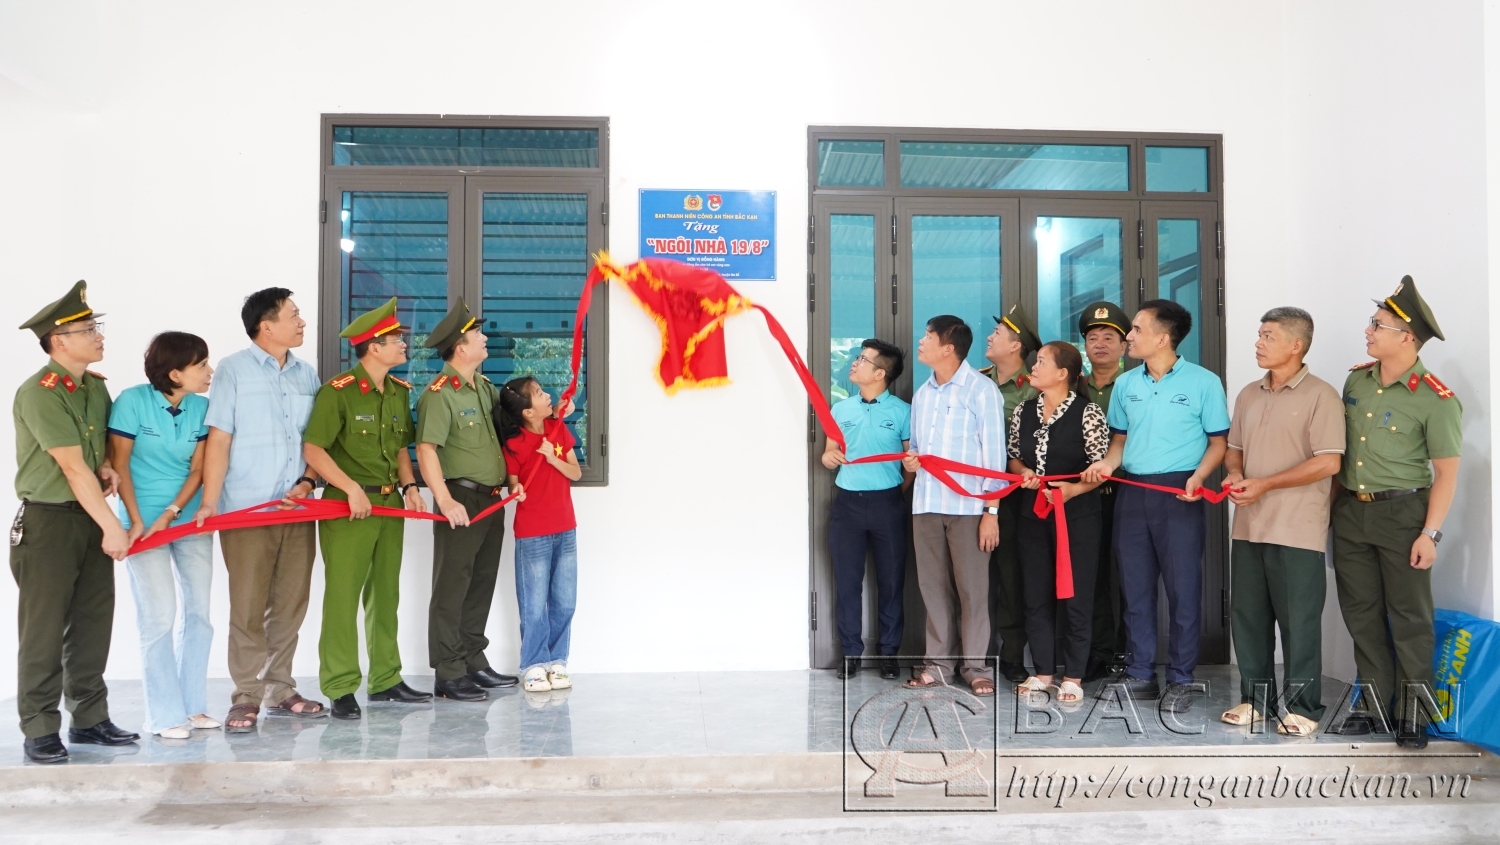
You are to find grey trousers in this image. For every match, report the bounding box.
[912,514,995,685]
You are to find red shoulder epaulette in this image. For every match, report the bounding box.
[85,369,106,380]
[1016,374,1030,386]
[1422,373,1455,399]
[391,376,412,390]
[38,372,60,390]
[329,374,357,391]
[1349,361,1377,371]
[427,374,448,392]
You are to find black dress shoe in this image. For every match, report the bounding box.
[67,720,140,746]
[1160,682,1200,713]
[1082,657,1112,684]
[469,667,519,688]
[1396,720,1429,749]
[23,734,68,764]
[331,694,362,720]
[435,676,488,702]
[1332,713,1375,736]
[1108,674,1160,700]
[367,681,433,703]
[879,658,900,680]
[836,657,860,680]
[998,661,1029,684]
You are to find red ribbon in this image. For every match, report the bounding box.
[128,256,1233,598]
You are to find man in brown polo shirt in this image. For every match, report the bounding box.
[1221,307,1345,736]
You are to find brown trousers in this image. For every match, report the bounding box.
[912,514,995,685]
[219,522,316,708]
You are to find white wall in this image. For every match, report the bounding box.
[0,0,1491,699]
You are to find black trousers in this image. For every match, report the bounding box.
[10,502,115,738]
[1017,494,1101,679]
[988,495,1027,665]
[828,486,906,657]
[429,484,507,680]
[1088,486,1125,663]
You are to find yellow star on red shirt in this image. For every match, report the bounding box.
[553,443,564,458]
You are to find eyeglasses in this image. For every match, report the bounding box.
[850,354,881,368]
[1368,317,1408,335]
[373,332,407,346]
[53,322,103,339]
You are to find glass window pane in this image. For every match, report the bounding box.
[900,143,1129,191]
[829,214,877,401]
[332,126,599,167]
[1146,147,1209,193]
[479,193,591,462]
[817,140,885,187]
[1159,219,1203,365]
[1035,216,1124,355]
[339,191,450,404]
[910,215,1001,387]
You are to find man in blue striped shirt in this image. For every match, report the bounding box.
[902,316,1006,696]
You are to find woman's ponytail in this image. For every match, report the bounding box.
[493,376,539,446]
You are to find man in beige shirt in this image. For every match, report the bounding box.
[1222,307,1345,736]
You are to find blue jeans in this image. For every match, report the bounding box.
[125,534,214,733]
[514,529,577,672]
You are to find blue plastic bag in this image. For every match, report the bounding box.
[1432,608,1500,753]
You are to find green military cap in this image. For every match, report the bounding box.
[19,280,104,338]
[994,303,1043,356]
[342,296,403,344]
[424,298,480,352]
[1374,275,1444,343]
[1078,300,1130,339]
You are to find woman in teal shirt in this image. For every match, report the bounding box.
[108,332,215,740]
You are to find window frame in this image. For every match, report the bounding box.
[319,114,610,485]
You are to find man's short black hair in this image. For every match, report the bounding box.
[860,339,905,386]
[1137,299,1193,350]
[241,287,294,339]
[144,332,210,394]
[925,315,973,361]
[352,339,374,359]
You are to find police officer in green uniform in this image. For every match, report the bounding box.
[12,281,140,763]
[1331,277,1461,749]
[978,303,1041,683]
[302,298,431,720]
[415,299,521,701]
[1078,301,1131,681]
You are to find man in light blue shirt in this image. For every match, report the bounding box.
[200,288,328,729]
[901,316,1005,695]
[821,339,911,680]
[1084,300,1229,713]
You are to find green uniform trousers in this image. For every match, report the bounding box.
[318,489,406,699]
[1231,541,1326,720]
[1089,486,1124,664]
[9,502,114,738]
[1332,491,1435,723]
[989,495,1027,666]
[429,484,506,681]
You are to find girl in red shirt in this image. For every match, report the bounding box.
[497,377,581,693]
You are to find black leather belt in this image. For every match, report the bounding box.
[361,484,397,496]
[449,477,504,497]
[1347,487,1426,503]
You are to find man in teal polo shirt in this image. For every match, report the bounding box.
[1084,300,1229,713]
[821,339,911,680]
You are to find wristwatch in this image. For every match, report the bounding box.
[165,504,182,517]
[985,506,1000,516]
[1422,528,1443,544]
[295,475,317,489]
[400,483,419,496]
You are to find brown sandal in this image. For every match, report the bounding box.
[906,669,944,688]
[225,703,258,733]
[970,678,996,697]
[266,693,328,718]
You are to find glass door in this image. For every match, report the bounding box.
[1019,200,1142,354]
[465,176,607,479]
[894,198,1020,395]
[809,196,894,669]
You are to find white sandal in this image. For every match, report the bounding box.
[523,665,552,692]
[157,724,191,740]
[1016,676,1054,695]
[547,663,572,690]
[1056,680,1084,703]
[1277,712,1320,737]
[1221,702,1263,726]
[188,714,222,730]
